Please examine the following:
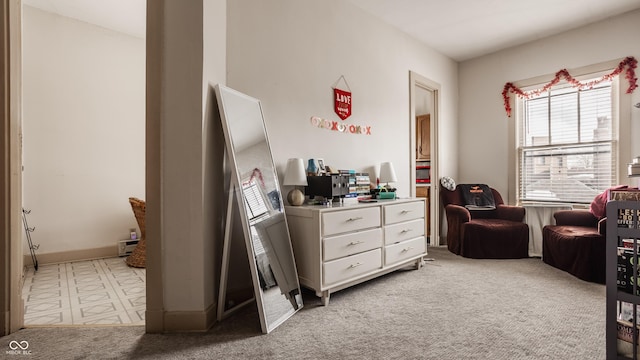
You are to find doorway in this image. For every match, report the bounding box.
[409,71,440,246]
[2,0,148,336]
[20,2,146,327]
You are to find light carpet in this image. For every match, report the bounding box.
[1,246,605,359]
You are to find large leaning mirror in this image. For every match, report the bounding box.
[214,84,303,333]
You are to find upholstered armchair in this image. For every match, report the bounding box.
[441,185,529,259]
[542,209,606,284]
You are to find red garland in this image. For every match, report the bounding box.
[502,56,638,117]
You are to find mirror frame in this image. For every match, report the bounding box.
[214,84,303,333]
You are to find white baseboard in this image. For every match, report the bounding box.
[24,245,119,267]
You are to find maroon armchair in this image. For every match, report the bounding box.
[441,185,529,259]
[542,210,606,284]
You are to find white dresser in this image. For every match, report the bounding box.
[285,198,427,305]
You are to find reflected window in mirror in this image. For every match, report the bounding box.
[242,174,269,223]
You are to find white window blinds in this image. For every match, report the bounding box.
[242,179,269,222]
[518,81,617,204]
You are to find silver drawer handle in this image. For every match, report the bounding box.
[347,217,363,221]
[348,240,364,246]
[349,262,363,268]
[400,229,413,234]
[401,247,414,252]
[400,210,413,214]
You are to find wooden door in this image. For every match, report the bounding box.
[416,114,430,160]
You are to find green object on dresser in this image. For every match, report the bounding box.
[379,192,396,199]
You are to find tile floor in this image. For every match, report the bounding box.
[22,257,145,326]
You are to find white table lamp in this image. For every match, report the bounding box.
[379,161,397,189]
[283,158,308,206]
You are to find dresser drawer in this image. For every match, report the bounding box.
[323,228,382,261]
[384,218,424,245]
[384,201,424,225]
[384,237,425,266]
[322,207,381,236]
[323,248,382,286]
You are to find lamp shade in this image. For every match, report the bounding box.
[379,162,397,184]
[283,158,308,186]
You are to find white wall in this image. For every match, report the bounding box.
[22,6,145,256]
[458,9,640,199]
[227,0,459,199]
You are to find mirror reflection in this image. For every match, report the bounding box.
[215,84,302,333]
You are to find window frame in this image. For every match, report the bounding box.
[507,58,632,206]
[519,82,615,204]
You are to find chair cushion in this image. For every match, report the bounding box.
[458,184,496,210]
[589,185,630,220]
[466,218,525,231]
[440,176,456,191]
[544,225,601,239]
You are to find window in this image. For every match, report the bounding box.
[517,79,617,204]
[242,178,269,223]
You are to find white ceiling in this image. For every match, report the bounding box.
[348,0,640,61]
[23,0,640,61]
[23,0,146,39]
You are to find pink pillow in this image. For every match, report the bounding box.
[590,185,629,219]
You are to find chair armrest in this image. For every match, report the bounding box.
[495,204,525,222]
[445,204,471,223]
[553,210,598,227]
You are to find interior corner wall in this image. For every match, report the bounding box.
[21,6,145,257]
[152,0,225,328]
[458,9,640,198]
[227,0,459,198]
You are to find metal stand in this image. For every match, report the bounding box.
[21,208,39,271]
